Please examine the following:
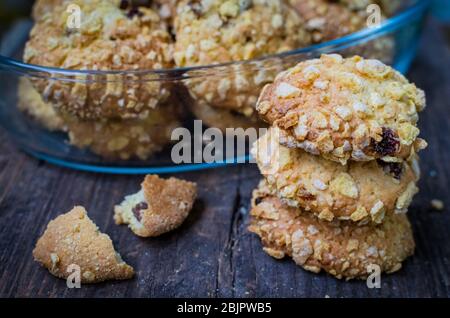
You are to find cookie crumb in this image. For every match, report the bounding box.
[430,199,444,211]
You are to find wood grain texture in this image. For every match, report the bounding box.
[0,20,449,298]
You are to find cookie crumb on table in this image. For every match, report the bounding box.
[114,175,197,237]
[33,206,134,284]
[431,199,444,211]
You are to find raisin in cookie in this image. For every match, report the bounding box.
[114,175,197,237]
[256,54,427,164]
[248,182,415,279]
[33,206,134,283]
[24,0,173,119]
[173,0,311,117]
[251,127,420,223]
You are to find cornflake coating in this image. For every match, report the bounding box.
[114,175,197,237]
[24,0,174,119]
[289,0,367,43]
[248,182,415,280]
[153,0,180,26]
[251,128,420,223]
[17,78,66,132]
[188,99,266,133]
[174,0,311,116]
[62,97,182,160]
[18,79,181,160]
[257,54,426,164]
[33,206,134,283]
[340,0,402,16]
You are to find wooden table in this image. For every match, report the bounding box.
[0,19,449,298]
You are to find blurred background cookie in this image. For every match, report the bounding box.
[173,0,311,119]
[24,0,174,119]
[248,181,415,280]
[33,206,134,283]
[257,54,427,164]
[252,127,420,223]
[18,78,182,160]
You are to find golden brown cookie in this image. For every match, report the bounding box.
[33,206,134,283]
[251,127,420,223]
[248,182,415,279]
[62,98,182,160]
[339,0,402,16]
[153,0,179,26]
[114,175,197,237]
[17,78,66,131]
[188,99,266,132]
[289,0,367,43]
[289,0,394,64]
[256,54,427,164]
[24,0,174,119]
[17,79,182,160]
[174,0,311,116]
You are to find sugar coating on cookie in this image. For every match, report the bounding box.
[24,0,174,119]
[256,54,427,164]
[248,182,415,279]
[251,127,420,223]
[33,206,134,283]
[114,175,197,237]
[173,0,311,116]
[18,79,181,160]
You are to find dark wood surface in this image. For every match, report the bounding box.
[0,19,449,298]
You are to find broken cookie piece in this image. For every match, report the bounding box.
[33,206,134,284]
[114,175,197,237]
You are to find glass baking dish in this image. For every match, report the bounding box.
[0,0,429,174]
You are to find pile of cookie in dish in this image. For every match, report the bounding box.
[250,54,427,279]
[20,0,399,160]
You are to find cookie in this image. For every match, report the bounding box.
[256,54,427,164]
[248,182,415,279]
[62,98,182,160]
[17,78,66,131]
[114,175,197,237]
[153,0,179,26]
[289,0,367,44]
[254,127,422,222]
[340,0,402,16]
[24,0,174,119]
[174,0,311,116]
[18,79,181,160]
[189,99,266,132]
[33,206,134,283]
[289,0,394,64]
[252,128,420,223]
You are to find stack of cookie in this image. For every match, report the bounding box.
[249,54,427,279]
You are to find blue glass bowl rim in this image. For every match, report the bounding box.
[0,0,430,79]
